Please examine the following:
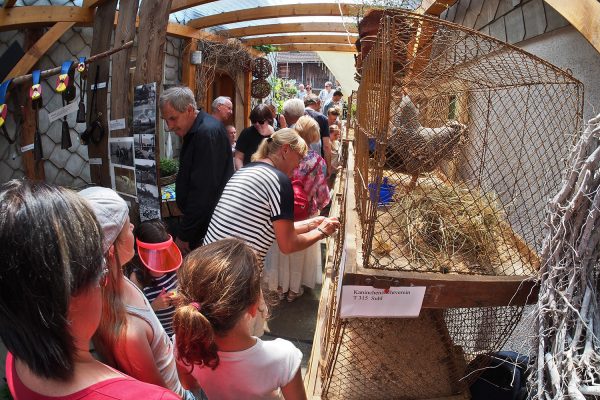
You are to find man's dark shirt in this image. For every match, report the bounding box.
[176,109,233,248]
[304,107,330,157]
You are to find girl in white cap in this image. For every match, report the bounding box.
[79,186,202,400]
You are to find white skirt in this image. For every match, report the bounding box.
[264,239,322,293]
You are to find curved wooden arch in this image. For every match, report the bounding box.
[188,3,363,29]
[0,6,93,31]
[171,0,218,13]
[222,22,358,38]
[275,43,357,52]
[243,34,357,46]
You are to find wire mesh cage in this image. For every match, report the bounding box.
[355,10,582,276]
[317,9,583,400]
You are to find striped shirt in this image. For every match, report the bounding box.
[204,162,294,263]
[142,271,178,337]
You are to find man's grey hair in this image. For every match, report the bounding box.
[211,96,232,112]
[283,98,305,120]
[159,86,197,112]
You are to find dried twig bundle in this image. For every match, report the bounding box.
[532,113,600,399]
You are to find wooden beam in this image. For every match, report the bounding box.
[544,0,600,54]
[167,21,227,42]
[420,0,458,16]
[2,0,17,9]
[0,6,93,31]
[170,0,217,13]
[188,3,362,29]
[6,22,75,79]
[243,34,357,46]
[275,43,357,53]
[82,0,111,8]
[221,22,358,38]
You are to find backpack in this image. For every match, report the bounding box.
[292,161,320,221]
[469,351,530,400]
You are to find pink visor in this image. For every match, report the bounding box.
[136,235,182,273]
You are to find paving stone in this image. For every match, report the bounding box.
[79,162,91,183]
[4,150,22,170]
[46,120,62,144]
[505,7,525,44]
[522,0,546,40]
[495,0,515,18]
[64,152,85,176]
[48,43,73,68]
[44,161,59,183]
[475,0,500,30]
[489,16,507,42]
[0,161,14,181]
[55,168,75,186]
[66,32,87,55]
[58,28,75,44]
[453,0,471,26]
[445,2,458,22]
[544,2,569,33]
[463,0,484,29]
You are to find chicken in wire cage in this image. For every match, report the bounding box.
[318,8,583,400]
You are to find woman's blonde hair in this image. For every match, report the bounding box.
[294,115,320,145]
[173,239,261,370]
[251,128,308,162]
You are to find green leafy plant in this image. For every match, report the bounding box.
[159,158,179,177]
[252,44,280,54]
[269,77,298,112]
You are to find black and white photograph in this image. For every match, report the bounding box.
[109,138,134,167]
[114,166,136,197]
[132,106,156,135]
[136,182,161,222]
[135,159,157,185]
[134,133,156,160]
[134,82,156,107]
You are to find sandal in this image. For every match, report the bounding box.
[276,287,286,301]
[287,287,304,303]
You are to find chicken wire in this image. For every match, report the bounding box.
[317,9,583,400]
[355,10,582,276]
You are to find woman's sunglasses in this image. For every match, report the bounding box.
[257,119,273,125]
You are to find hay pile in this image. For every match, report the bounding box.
[372,175,535,275]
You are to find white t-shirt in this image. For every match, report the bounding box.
[183,337,302,400]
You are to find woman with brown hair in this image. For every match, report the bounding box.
[174,238,307,400]
[0,180,178,399]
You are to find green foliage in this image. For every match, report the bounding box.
[1,382,13,400]
[159,158,179,177]
[269,77,298,112]
[252,44,279,54]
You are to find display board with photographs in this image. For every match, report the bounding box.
[133,82,161,221]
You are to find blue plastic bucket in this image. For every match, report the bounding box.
[368,177,395,206]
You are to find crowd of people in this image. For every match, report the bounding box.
[0,81,345,400]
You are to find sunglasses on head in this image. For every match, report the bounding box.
[257,119,273,125]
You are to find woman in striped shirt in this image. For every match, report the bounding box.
[204,128,340,265]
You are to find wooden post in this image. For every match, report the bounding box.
[87,0,117,187]
[20,28,44,181]
[182,38,198,90]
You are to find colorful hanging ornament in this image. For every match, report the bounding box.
[0,79,12,129]
[29,70,43,109]
[56,60,73,93]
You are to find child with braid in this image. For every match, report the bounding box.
[173,238,307,400]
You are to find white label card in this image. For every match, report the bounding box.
[90,82,107,90]
[48,101,79,122]
[109,118,126,132]
[89,158,103,165]
[340,285,426,318]
[21,143,34,152]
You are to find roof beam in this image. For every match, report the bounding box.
[188,3,362,29]
[171,0,218,13]
[222,22,358,38]
[275,43,357,52]
[0,6,93,31]
[3,0,17,8]
[243,34,357,46]
[420,0,458,16]
[544,0,600,54]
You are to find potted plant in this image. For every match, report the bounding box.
[159,158,179,185]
